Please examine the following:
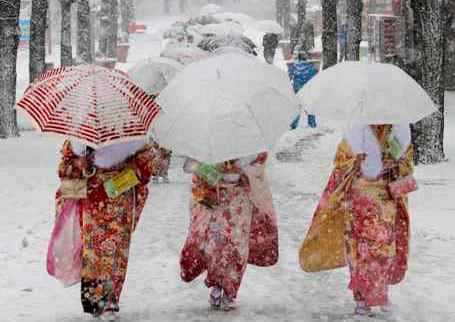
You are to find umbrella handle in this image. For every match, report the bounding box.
[83,167,96,178]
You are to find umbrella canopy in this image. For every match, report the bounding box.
[200,4,222,16]
[254,20,284,34]
[160,43,211,65]
[198,22,244,37]
[298,62,437,125]
[213,12,253,25]
[17,65,160,148]
[153,53,300,164]
[128,57,184,96]
[198,33,258,56]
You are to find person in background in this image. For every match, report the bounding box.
[180,153,279,311]
[288,50,318,129]
[263,32,279,64]
[299,124,417,316]
[55,139,159,321]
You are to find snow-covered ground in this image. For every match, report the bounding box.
[3,10,455,322]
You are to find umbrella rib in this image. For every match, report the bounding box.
[244,102,268,153]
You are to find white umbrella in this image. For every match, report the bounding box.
[200,4,222,16]
[128,57,184,96]
[198,22,244,37]
[160,43,211,65]
[253,20,284,34]
[213,46,255,57]
[298,62,437,125]
[213,12,253,25]
[153,53,300,164]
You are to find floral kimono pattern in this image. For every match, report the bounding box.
[56,140,157,316]
[180,153,278,300]
[300,128,414,307]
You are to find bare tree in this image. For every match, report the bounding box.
[179,0,187,13]
[321,0,338,69]
[410,0,446,164]
[276,0,291,36]
[30,0,48,83]
[163,0,171,14]
[60,0,74,66]
[77,0,92,64]
[0,0,20,138]
[346,0,362,61]
[117,0,135,43]
[119,0,129,43]
[444,0,455,90]
[99,0,118,60]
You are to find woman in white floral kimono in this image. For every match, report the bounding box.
[180,152,279,310]
[300,124,416,316]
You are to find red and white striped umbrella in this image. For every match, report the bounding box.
[17,65,160,148]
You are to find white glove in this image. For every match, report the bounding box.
[223,173,240,183]
[183,158,200,174]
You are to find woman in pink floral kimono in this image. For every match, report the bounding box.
[299,124,416,316]
[180,152,279,310]
[56,139,159,320]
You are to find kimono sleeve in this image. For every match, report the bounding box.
[398,144,414,178]
[128,145,156,185]
[57,140,87,180]
[333,139,356,172]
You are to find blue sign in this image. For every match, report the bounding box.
[19,19,31,41]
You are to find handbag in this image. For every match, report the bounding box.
[388,175,418,200]
[60,179,88,199]
[47,200,82,287]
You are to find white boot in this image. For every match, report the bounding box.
[354,301,372,316]
[221,293,236,311]
[380,300,393,315]
[209,286,222,309]
[98,309,118,321]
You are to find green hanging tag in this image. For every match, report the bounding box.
[195,163,223,186]
[104,169,140,199]
[387,135,403,160]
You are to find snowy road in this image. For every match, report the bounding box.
[1,122,455,322]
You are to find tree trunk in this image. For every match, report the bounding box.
[30,0,48,83]
[321,0,338,69]
[77,0,92,64]
[60,0,73,66]
[179,0,187,13]
[444,0,455,90]
[346,0,362,61]
[0,0,20,138]
[276,0,283,26]
[107,0,118,59]
[163,0,171,14]
[276,0,290,36]
[99,0,118,60]
[119,0,129,43]
[294,0,307,54]
[410,0,446,164]
[99,0,110,57]
[282,0,291,37]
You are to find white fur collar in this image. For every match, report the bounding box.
[70,139,147,169]
[345,124,410,178]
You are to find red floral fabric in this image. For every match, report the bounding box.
[55,140,157,315]
[180,153,278,300]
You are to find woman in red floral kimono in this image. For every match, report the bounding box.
[299,124,416,316]
[180,152,279,310]
[56,139,159,320]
